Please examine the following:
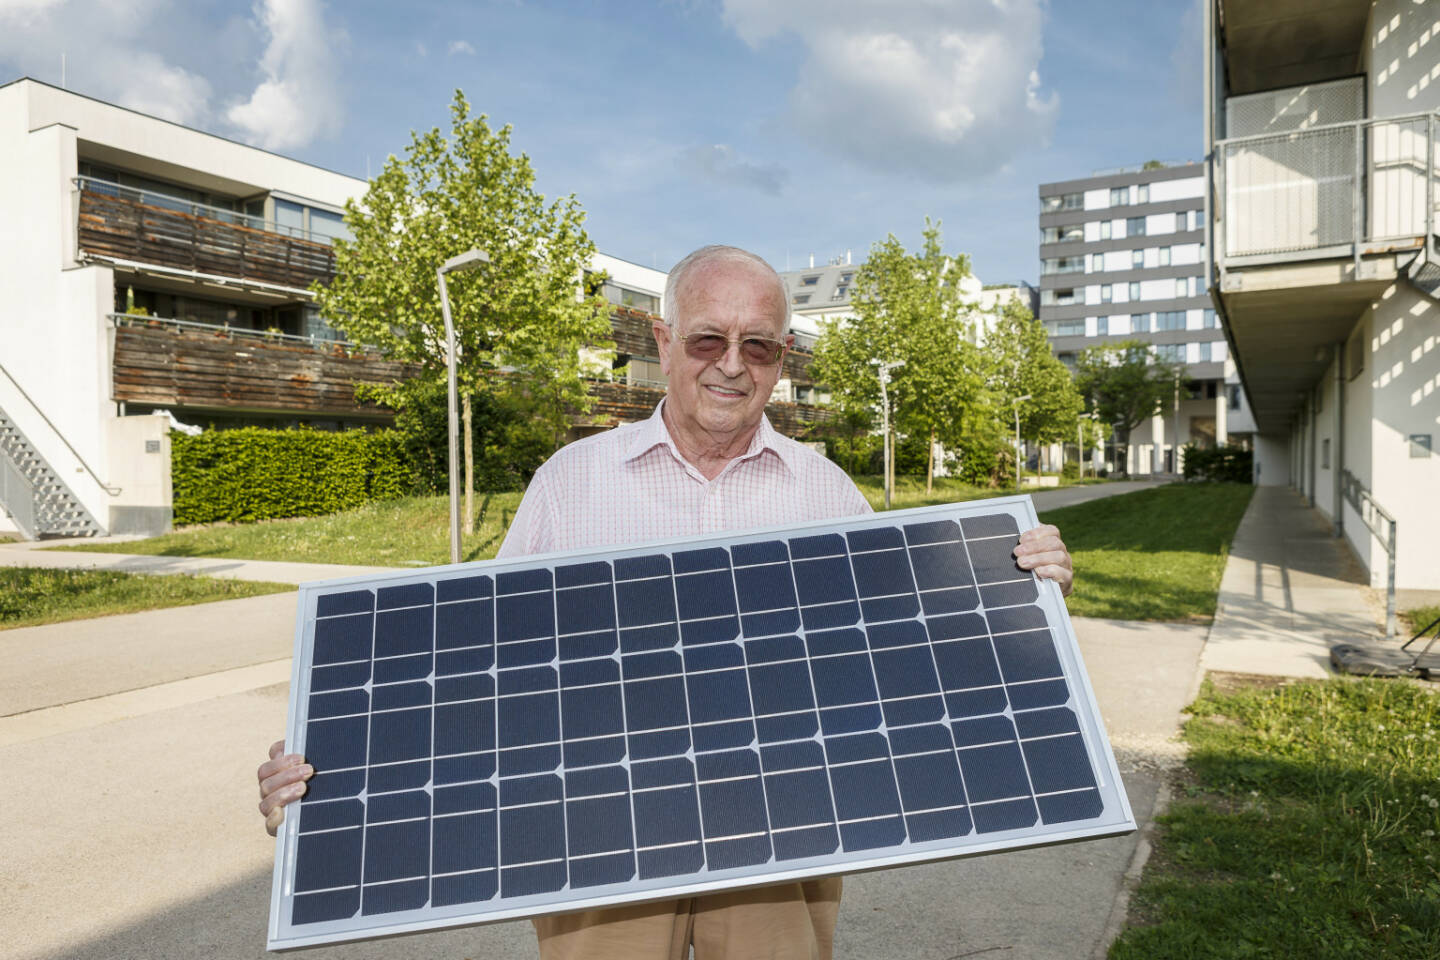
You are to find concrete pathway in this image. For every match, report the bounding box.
[0,539,391,584]
[1201,485,1381,679]
[1029,478,1167,512]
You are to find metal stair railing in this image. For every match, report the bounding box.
[0,449,37,539]
[0,360,120,497]
[1341,469,1398,639]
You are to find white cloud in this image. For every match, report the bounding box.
[448,40,475,56]
[226,0,344,151]
[721,0,1057,181]
[680,143,788,194]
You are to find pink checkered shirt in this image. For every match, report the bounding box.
[497,402,872,558]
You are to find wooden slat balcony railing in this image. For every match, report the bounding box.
[76,180,337,290]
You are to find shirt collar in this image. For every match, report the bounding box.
[624,399,798,478]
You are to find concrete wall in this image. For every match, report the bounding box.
[1253,433,1289,486]
[1366,0,1440,119]
[105,414,172,535]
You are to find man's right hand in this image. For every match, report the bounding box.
[258,739,313,837]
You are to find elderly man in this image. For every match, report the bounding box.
[258,244,1074,959]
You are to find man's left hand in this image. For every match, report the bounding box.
[1015,524,1074,597]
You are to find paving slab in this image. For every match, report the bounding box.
[0,543,390,584]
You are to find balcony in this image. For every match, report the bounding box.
[75,177,337,292]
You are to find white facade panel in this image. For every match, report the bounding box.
[1083,188,1110,210]
[1172,243,1202,265]
[1084,221,1102,242]
[1149,176,1204,202]
[1148,213,1178,235]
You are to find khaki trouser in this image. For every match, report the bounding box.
[533,877,843,960]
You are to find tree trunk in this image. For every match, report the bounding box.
[926,427,935,495]
[463,393,475,536]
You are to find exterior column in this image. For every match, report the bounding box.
[1215,386,1228,446]
[1152,411,1166,474]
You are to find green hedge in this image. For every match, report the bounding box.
[171,428,416,524]
[1182,443,1253,483]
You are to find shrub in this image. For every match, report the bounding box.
[1182,443,1253,483]
[1061,461,1080,481]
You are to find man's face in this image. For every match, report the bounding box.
[653,259,791,444]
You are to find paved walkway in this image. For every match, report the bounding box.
[1202,485,1381,679]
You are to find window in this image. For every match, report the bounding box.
[1197,341,1212,362]
[1202,308,1217,329]
[831,285,849,300]
[1042,224,1083,244]
[1041,287,1078,307]
[1322,438,1331,469]
[1159,246,1171,266]
[1132,249,1144,268]
[1100,221,1112,240]
[1176,278,1188,298]
[1126,216,1146,237]
[1057,351,1078,370]
[1042,192,1082,212]
[1228,384,1241,410]
[1154,343,1185,363]
[792,294,810,304]
[1051,319,1085,337]
[839,273,854,284]
[1096,316,1109,336]
[1137,184,1149,204]
[275,199,305,235]
[1110,187,1129,206]
[1090,255,1105,275]
[1100,284,1112,303]
[1155,310,1186,331]
[801,275,820,286]
[308,208,351,243]
[1129,281,1141,301]
[1042,256,1085,275]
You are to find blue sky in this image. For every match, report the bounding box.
[1,0,1202,283]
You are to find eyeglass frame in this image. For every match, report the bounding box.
[666,327,790,367]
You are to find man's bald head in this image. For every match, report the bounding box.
[662,245,790,334]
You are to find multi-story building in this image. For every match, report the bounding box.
[1204,0,1439,591]
[1038,163,1255,473]
[0,78,827,540]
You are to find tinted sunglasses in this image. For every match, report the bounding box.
[676,332,786,366]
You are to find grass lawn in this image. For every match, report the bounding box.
[1038,483,1255,622]
[1401,605,1440,636]
[852,474,1110,511]
[48,493,526,567]
[1110,676,1440,959]
[0,567,292,630]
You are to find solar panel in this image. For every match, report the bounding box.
[267,496,1133,950]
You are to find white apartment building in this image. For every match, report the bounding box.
[1205,0,1439,591]
[1039,163,1258,475]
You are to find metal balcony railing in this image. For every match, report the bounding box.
[1214,112,1439,262]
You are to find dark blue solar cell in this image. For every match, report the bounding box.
[638,842,704,880]
[888,722,955,756]
[987,604,1049,635]
[906,807,973,842]
[614,577,676,628]
[313,613,373,665]
[872,645,941,699]
[1014,707,1081,740]
[435,672,492,703]
[673,547,730,574]
[502,861,568,897]
[706,834,773,871]
[308,688,369,720]
[773,824,840,860]
[368,789,429,823]
[932,636,1003,692]
[435,700,496,757]
[960,513,1019,538]
[367,760,430,794]
[570,852,637,888]
[377,582,434,610]
[902,519,962,546]
[369,708,431,764]
[804,627,868,657]
[497,568,553,594]
[633,784,702,848]
[971,797,1039,833]
[304,768,365,803]
[433,782,496,816]
[747,660,815,716]
[620,623,679,654]
[622,650,681,680]
[688,668,752,724]
[731,565,797,612]
[881,695,946,728]
[363,819,429,883]
[291,886,360,925]
[565,735,627,769]
[556,584,616,635]
[741,609,800,638]
[811,654,878,708]
[559,629,618,660]
[830,763,902,818]
[560,657,619,687]
[980,580,1039,608]
[629,727,691,759]
[362,878,428,915]
[731,540,788,565]
[967,537,1023,585]
[294,827,362,892]
[919,587,980,615]
[554,561,611,589]
[818,703,883,736]
[791,556,857,606]
[866,619,928,650]
[893,752,967,814]
[624,676,688,731]
[495,592,555,643]
[761,739,824,770]
[1006,679,1070,712]
[436,646,492,676]
[433,752,496,786]
[679,616,741,646]
[692,719,756,752]
[630,757,692,792]
[787,533,843,559]
[848,550,915,598]
[500,773,564,807]
[907,541,973,591]
[674,570,738,621]
[822,731,889,765]
[372,653,431,685]
[764,770,837,831]
[298,797,365,832]
[799,601,862,631]
[432,870,497,907]
[305,715,368,770]
[310,660,371,692]
[1020,732,1097,795]
[567,764,629,797]
[957,742,1032,805]
[684,641,745,672]
[561,683,624,739]
[316,589,373,618]
[925,612,989,642]
[497,664,558,696]
[374,606,433,659]
[371,680,430,712]
[1036,789,1103,824]
[951,714,1019,748]
[498,692,559,748]
[756,711,819,743]
[566,794,634,857]
[839,815,907,852]
[859,595,920,623]
[847,526,905,552]
[436,574,492,602]
[433,812,497,874]
[435,599,492,650]
[614,554,671,581]
[745,633,807,663]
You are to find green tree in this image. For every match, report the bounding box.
[1074,339,1186,476]
[985,298,1083,473]
[314,90,612,523]
[810,220,985,494]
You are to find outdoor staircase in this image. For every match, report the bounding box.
[0,405,105,539]
[1406,240,1440,302]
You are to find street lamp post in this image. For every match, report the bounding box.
[1012,394,1032,492]
[437,248,490,565]
[874,360,904,509]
